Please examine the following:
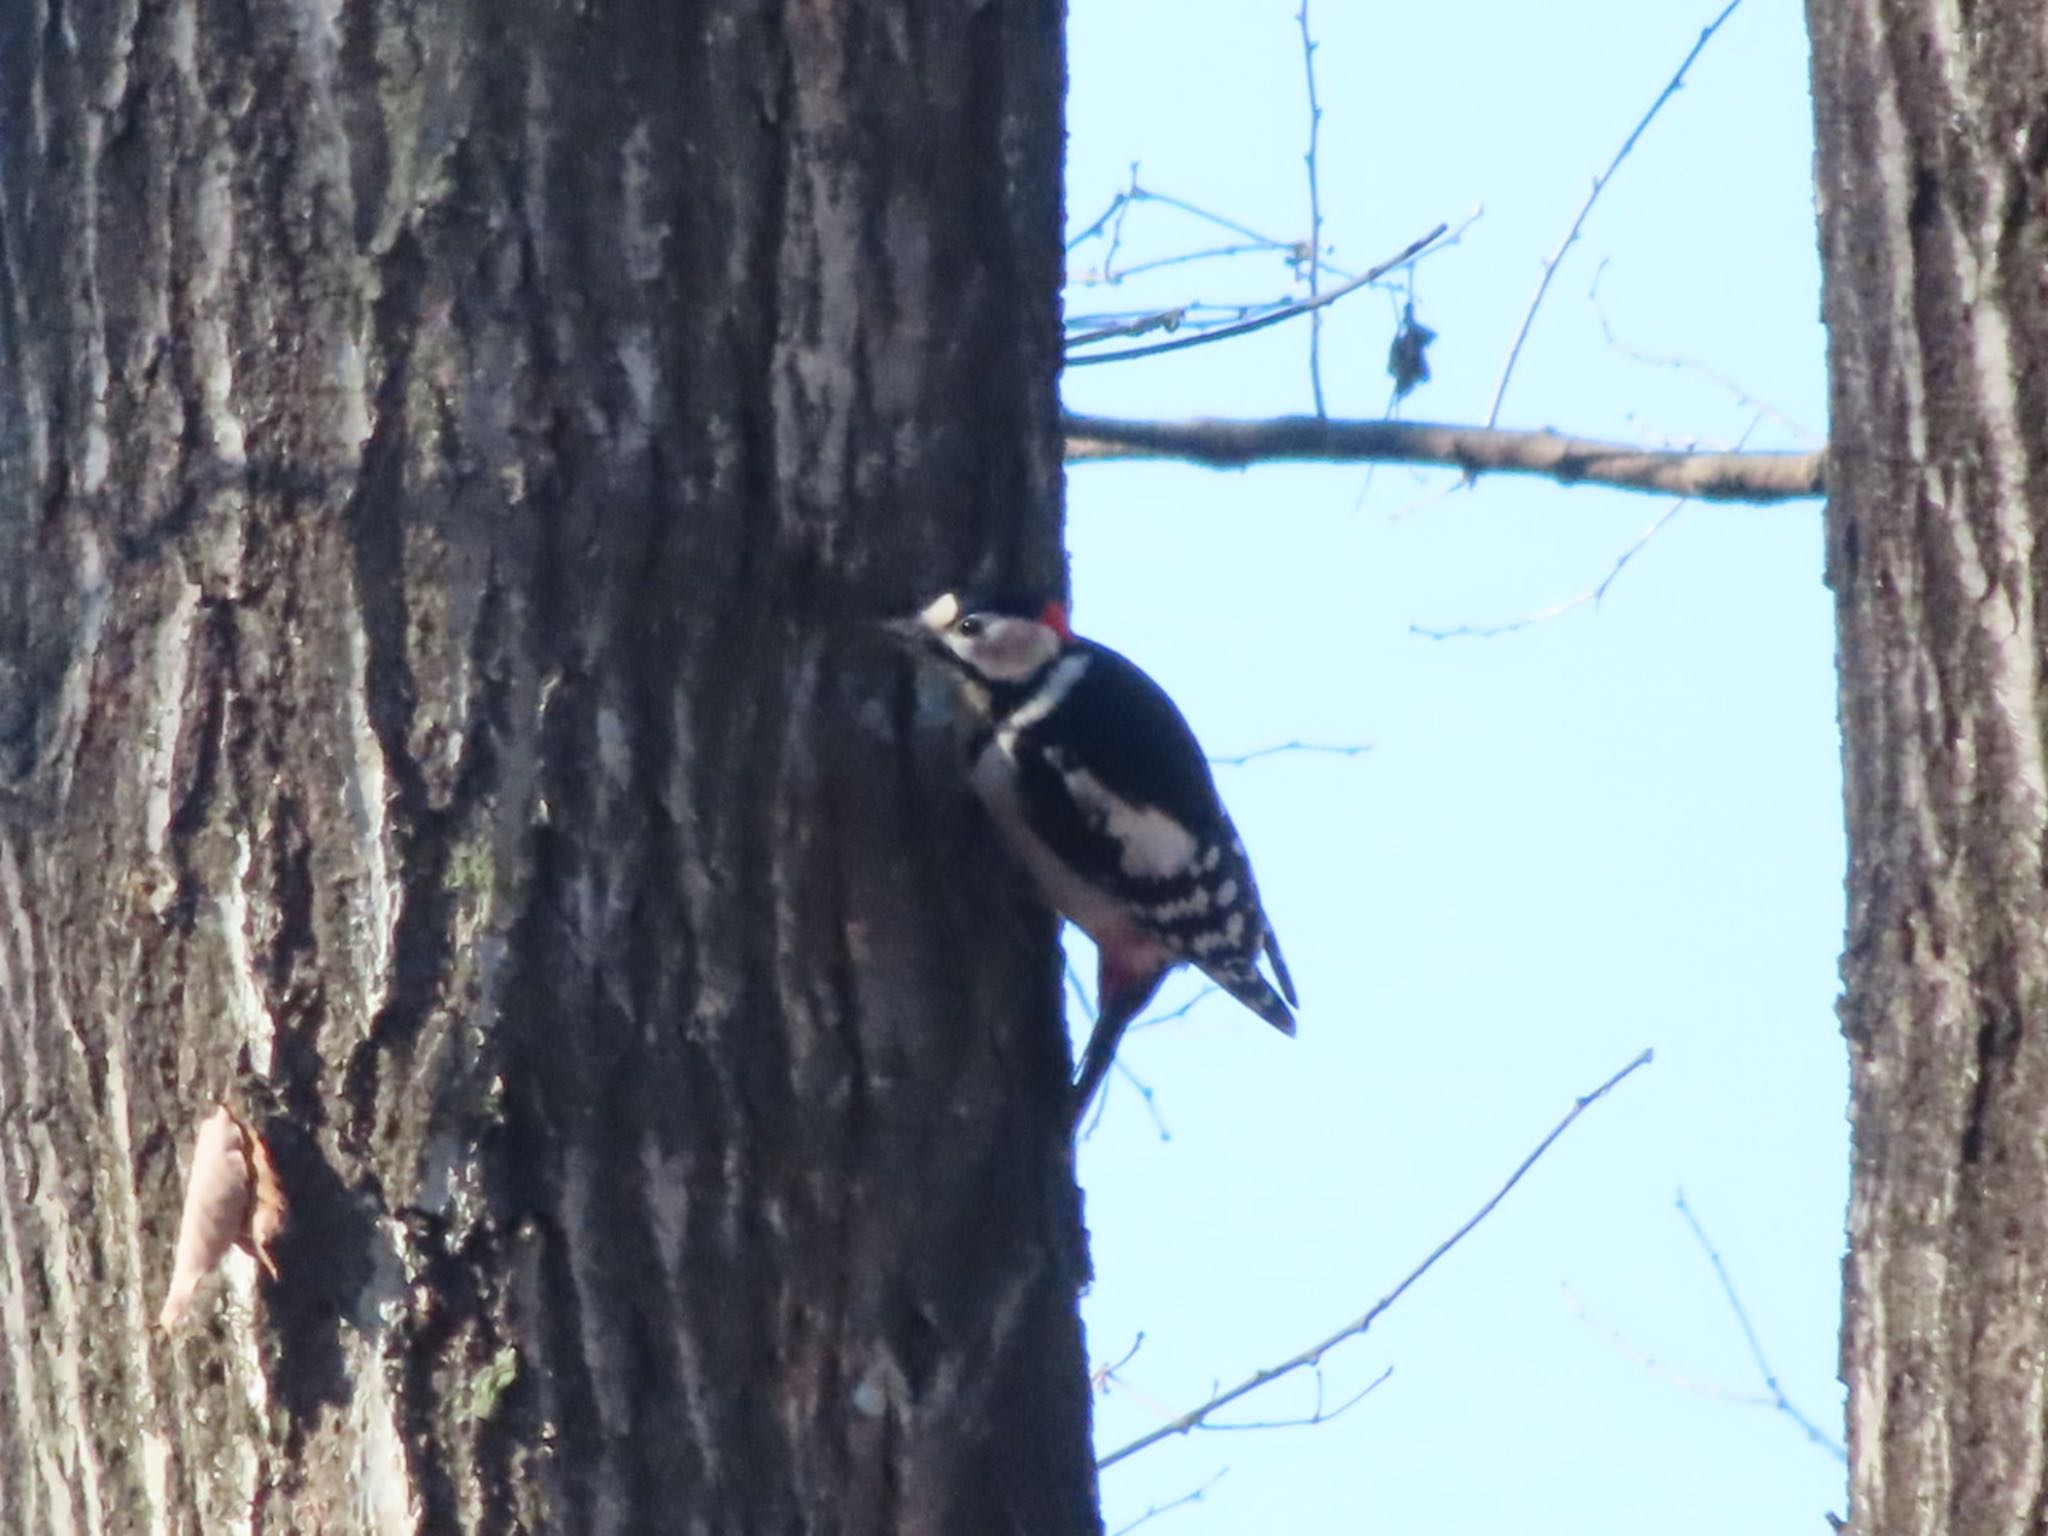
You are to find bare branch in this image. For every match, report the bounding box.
[1065,308,1193,349]
[1097,1047,1656,1470]
[1065,225,1449,367]
[1298,1,1328,415]
[1064,413,1824,503]
[1485,0,1747,427]
[1675,1191,1846,1462]
[1066,298,1269,340]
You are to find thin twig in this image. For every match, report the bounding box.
[1209,739,1373,767]
[1106,183,1357,279]
[1109,1469,1230,1536]
[1097,1047,1655,1469]
[1298,1,1328,416]
[1066,957,1172,1141]
[1127,984,1221,1034]
[1202,1363,1393,1433]
[1072,242,1287,287]
[1063,957,1096,1018]
[1068,189,1130,253]
[1409,414,1759,639]
[1094,1333,1148,1392]
[1675,1191,1847,1462]
[1069,297,1278,326]
[1066,299,1266,339]
[1064,412,1824,503]
[1410,495,1686,639]
[1103,164,1141,284]
[1564,1284,1778,1406]
[1124,187,1300,256]
[1114,1057,1172,1142]
[1588,258,1819,442]
[1484,0,1747,427]
[1064,307,1193,349]
[1064,298,1287,352]
[1066,224,1449,368]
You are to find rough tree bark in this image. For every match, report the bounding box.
[0,2,1093,1533]
[1809,3,2048,1533]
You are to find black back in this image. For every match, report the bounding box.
[993,641,1224,830]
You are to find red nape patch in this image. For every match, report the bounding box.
[1038,600,1073,641]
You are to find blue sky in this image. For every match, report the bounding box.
[1060,3,1843,1532]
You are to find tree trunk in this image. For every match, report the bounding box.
[0,2,1091,1533]
[1809,3,2048,1532]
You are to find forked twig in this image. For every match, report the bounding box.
[1199,1363,1393,1434]
[1097,1047,1655,1469]
[1410,494,1687,640]
[1067,225,1450,368]
[1587,258,1819,442]
[1675,1191,1846,1461]
[1409,414,1762,640]
[1109,1468,1230,1536]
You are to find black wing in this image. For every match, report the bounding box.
[1004,645,1276,966]
[1024,641,1225,831]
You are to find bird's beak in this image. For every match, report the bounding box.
[877,615,933,648]
[879,594,958,650]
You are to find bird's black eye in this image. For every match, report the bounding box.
[955,615,985,638]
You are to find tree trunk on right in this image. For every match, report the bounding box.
[1809,3,2048,1532]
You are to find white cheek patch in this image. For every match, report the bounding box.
[1057,762,1200,878]
[968,619,1062,682]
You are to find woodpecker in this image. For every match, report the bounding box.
[895,590,1297,1127]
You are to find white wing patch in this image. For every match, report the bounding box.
[1053,758,1200,878]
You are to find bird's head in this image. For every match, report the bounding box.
[889,590,1075,683]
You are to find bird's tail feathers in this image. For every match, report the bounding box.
[1204,961,1297,1037]
[1263,930,1299,1008]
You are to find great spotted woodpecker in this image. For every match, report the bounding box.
[896,591,1297,1127]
